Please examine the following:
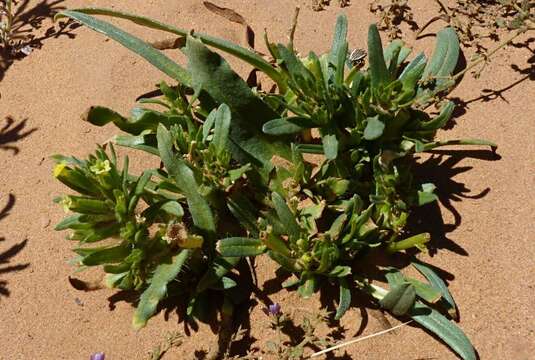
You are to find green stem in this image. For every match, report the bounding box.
[386,233,430,254]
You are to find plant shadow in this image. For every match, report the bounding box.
[0,0,80,81]
[0,116,37,155]
[410,149,500,256]
[0,194,30,299]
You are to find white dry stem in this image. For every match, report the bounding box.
[309,320,413,358]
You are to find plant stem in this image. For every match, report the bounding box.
[452,28,526,81]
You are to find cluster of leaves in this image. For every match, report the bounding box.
[369,0,418,39]
[52,7,496,359]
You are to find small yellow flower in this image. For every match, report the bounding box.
[90,159,111,175]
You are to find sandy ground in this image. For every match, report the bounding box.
[0,1,534,359]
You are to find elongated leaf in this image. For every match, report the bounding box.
[157,125,216,234]
[413,260,457,318]
[422,27,459,84]
[55,214,83,231]
[133,250,191,329]
[399,52,427,81]
[272,192,300,238]
[367,24,389,88]
[227,193,259,237]
[81,245,130,266]
[217,237,266,257]
[411,301,476,360]
[57,11,190,85]
[407,279,442,303]
[415,138,497,152]
[212,104,231,156]
[379,282,416,316]
[202,109,217,142]
[334,277,351,320]
[196,256,240,293]
[419,101,454,130]
[184,36,290,173]
[297,274,317,299]
[64,7,285,89]
[262,117,314,135]
[384,39,411,68]
[114,133,159,155]
[268,251,297,272]
[329,14,348,85]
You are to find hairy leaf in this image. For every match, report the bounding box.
[132,250,191,329]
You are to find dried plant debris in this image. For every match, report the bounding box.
[419,0,535,53]
[369,0,418,39]
[225,307,337,359]
[312,0,350,12]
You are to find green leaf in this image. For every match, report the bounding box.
[272,192,300,238]
[334,277,351,320]
[419,101,455,130]
[55,214,83,231]
[406,278,442,304]
[413,260,457,318]
[157,125,216,235]
[196,256,240,293]
[212,104,232,156]
[329,14,348,84]
[227,193,259,237]
[297,274,317,299]
[81,245,130,266]
[184,35,289,173]
[57,11,190,85]
[64,7,284,89]
[386,233,430,253]
[384,39,411,68]
[379,282,416,316]
[411,301,476,360]
[415,138,497,152]
[262,117,314,135]
[363,116,385,140]
[328,265,352,278]
[367,24,389,88]
[132,250,191,329]
[418,183,439,206]
[321,128,339,160]
[202,109,217,143]
[217,238,266,257]
[113,133,159,156]
[422,27,460,85]
[268,251,298,272]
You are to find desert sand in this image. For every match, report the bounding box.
[0,1,534,359]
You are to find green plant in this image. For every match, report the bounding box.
[53,7,497,359]
[0,0,15,50]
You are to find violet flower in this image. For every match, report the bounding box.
[90,352,105,360]
[267,303,281,316]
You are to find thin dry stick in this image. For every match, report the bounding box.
[309,320,413,358]
[288,7,300,51]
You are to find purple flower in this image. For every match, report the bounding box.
[267,303,281,316]
[90,352,105,360]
